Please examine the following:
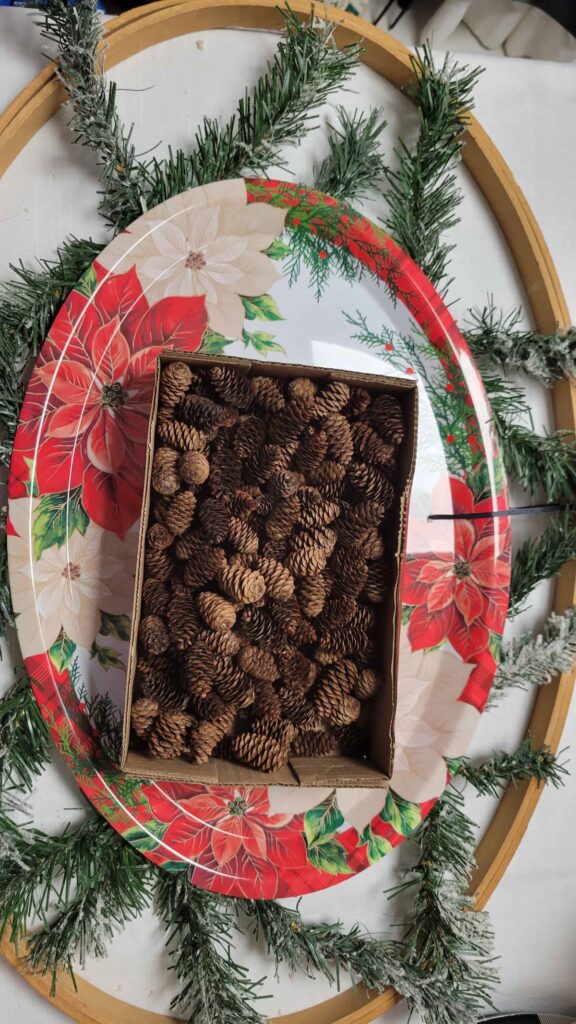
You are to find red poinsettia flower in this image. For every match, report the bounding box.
[403,478,510,665]
[144,783,307,898]
[13,264,207,536]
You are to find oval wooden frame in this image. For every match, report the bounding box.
[0,3,574,1022]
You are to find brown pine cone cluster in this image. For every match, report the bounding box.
[131,361,406,771]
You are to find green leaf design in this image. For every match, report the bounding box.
[242,293,284,321]
[380,791,422,837]
[303,791,344,848]
[90,640,125,672]
[489,631,503,663]
[401,604,414,626]
[307,838,352,875]
[265,239,292,260]
[23,457,38,497]
[161,859,190,874]
[201,330,235,354]
[49,630,76,673]
[121,823,166,853]
[75,264,98,298]
[100,611,132,642]
[32,486,89,560]
[360,826,393,864]
[241,329,285,356]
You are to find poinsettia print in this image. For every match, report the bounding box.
[403,477,510,665]
[12,264,207,537]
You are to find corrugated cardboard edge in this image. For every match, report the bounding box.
[121,352,418,788]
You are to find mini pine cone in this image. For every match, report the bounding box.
[143,546,173,582]
[321,413,354,465]
[278,649,317,691]
[148,710,194,760]
[240,606,290,654]
[291,729,336,757]
[354,667,382,699]
[251,375,285,412]
[217,564,265,604]
[179,451,210,485]
[288,377,317,401]
[139,615,170,656]
[255,558,295,601]
[157,419,206,453]
[298,574,328,617]
[277,686,317,728]
[151,447,180,495]
[209,365,254,409]
[348,462,395,506]
[161,490,197,535]
[351,421,396,467]
[179,394,229,433]
[159,361,194,407]
[267,395,315,443]
[141,578,170,617]
[367,392,405,445]
[167,594,200,650]
[298,488,340,529]
[284,546,328,578]
[321,659,359,695]
[198,498,232,543]
[187,719,229,764]
[238,645,278,682]
[252,682,282,721]
[309,460,347,498]
[264,493,300,540]
[230,731,288,771]
[314,380,350,416]
[131,697,160,739]
[294,428,329,475]
[197,591,237,632]
[227,516,260,554]
[234,416,266,457]
[330,548,369,598]
[146,523,174,551]
[290,525,337,555]
[312,680,361,727]
[196,628,242,657]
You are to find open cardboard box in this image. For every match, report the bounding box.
[121,352,418,788]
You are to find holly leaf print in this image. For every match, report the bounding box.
[303,791,343,848]
[265,239,292,260]
[90,641,125,672]
[49,629,76,673]
[75,264,98,299]
[307,838,352,875]
[122,822,167,853]
[242,293,284,321]
[360,825,393,864]
[99,611,132,642]
[32,486,89,560]
[380,791,422,837]
[201,330,235,355]
[241,329,285,356]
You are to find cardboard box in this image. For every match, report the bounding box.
[121,352,418,788]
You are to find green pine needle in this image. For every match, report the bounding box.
[315,106,388,202]
[0,672,51,807]
[156,874,266,1024]
[449,738,568,796]
[465,303,576,386]
[509,511,576,615]
[383,45,482,293]
[489,608,576,705]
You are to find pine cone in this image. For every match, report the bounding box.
[159,361,194,408]
[299,489,340,529]
[269,598,305,640]
[196,628,242,657]
[294,428,328,475]
[314,380,350,417]
[187,719,228,764]
[319,596,357,630]
[334,723,368,757]
[354,667,381,699]
[321,413,353,465]
[218,564,266,604]
[186,677,228,720]
[363,561,390,604]
[179,451,210,486]
[139,614,170,655]
[268,396,315,444]
[264,494,300,540]
[167,594,200,650]
[330,548,368,598]
[309,460,346,499]
[161,490,197,535]
[312,679,361,727]
[240,606,290,654]
[141,578,170,617]
[367,392,405,445]
[288,377,317,401]
[313,646,340,666]
[151,447,180,495]
[255,558,295,601]
[130,697,160,739]
[251,375,286,412]
[234,416,266,457]
[157,419,206,453]
[209,365,253,409]
[278,649,317,691]
[227,516,260,555]
[336,501,385,547]
[148,709,194,759]
[290,526,337,555]
[268,470,303,499]
[252,682,283,721]
[229,551,256,570]
[210,448,243,497]
[319,623,368,658]
[197,591,237,632]
[285,546,327,578]
[277,687,317,728]
[348,462,395,506]
[348,387,372,416]
[238,645,278,682]
[291,729,336,757]
[146,523,174,551]
[350,602,376,633]
[215,666,254,707]
[198,498,232,543]
[183,547,228,590]
[262,538,289,561]
[182,642,221,683]
[321,659,359,695]
[244,443,288,486]
[361,528,386,560]
[143,545,173,582]
[297,574,328,617]
[230,731,288,771]
[351,421,396,467]
[179,394,229,433]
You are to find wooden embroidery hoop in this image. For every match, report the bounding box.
[0,3,574,1022]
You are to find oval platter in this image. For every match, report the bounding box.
[7,177,510,898]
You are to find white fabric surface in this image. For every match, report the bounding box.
[421,0,576,60]
[0,10,575,1021]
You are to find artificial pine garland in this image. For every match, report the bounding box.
[490,608,576,704]
[465,303,576,386]
[0,3,574,1021]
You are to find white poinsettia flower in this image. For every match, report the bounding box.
[389,633,479,803]
[8,497,137,658]
[97,179,287,340]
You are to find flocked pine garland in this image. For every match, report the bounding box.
[0,3,574,1022]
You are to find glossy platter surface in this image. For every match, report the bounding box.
[8,179,510,897]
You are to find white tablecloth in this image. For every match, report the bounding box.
[0,10,575,1021]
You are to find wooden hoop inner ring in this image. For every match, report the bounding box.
[0,4,574,1023]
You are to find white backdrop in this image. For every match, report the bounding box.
[0,9,575,1021]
